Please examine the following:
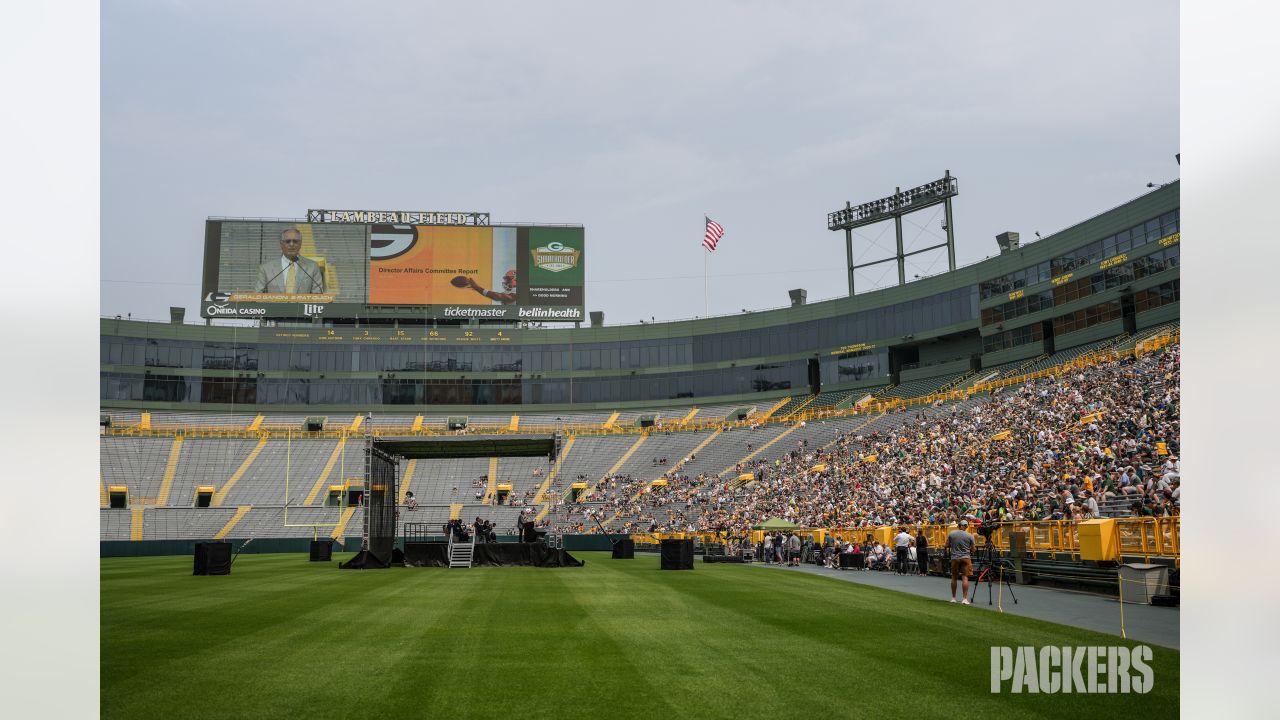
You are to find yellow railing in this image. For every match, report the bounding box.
[626,517,1178,562]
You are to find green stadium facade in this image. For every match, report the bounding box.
[101,183,1178,415]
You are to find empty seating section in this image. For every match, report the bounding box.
[881,371,971,400]
[492,455,548,505]
[609,430,716,483]
[410,457,491,504]
[546,435,640,497]
[100,509,133,540]
[802,388,859,412]
[512,411,615,432]
[765,395,806,418]
[1022,337,1118,374]
[235,438,343,506]
[149,412,260,429]
[679,423,792,480]
[100,437,173,506]
[143,508,241,540]
[973,359,1022,381]
[1114,321,1179,352]
[691,403,752,422]
[168,438,264,507]
[234,506,358,538]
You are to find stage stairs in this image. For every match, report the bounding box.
[449,535,475,568]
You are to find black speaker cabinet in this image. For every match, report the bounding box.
[612,538,635,559]
[193,542,232,575]
[660,539,694,570]
[309,540,332,561]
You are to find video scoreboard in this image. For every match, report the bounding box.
[201,211,585,322]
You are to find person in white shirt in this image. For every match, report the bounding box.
[893,528,913,575]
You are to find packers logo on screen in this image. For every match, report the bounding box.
[369,224,416,261]
[530,241,581,273]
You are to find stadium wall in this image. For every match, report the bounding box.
[103,534,617,557]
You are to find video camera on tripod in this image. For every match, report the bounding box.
[970,521,1018,606]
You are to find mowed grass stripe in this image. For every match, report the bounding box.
[102,553,1178,720]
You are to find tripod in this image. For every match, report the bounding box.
[969,541,1019,606]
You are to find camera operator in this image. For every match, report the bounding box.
[948,519,975,604]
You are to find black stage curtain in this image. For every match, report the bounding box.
[611,538,635,559]
[339,549,392,569]
[660,539,694,570]
[193,542,232,575]
[404,542,448,567]
[473,543,583,567]
[403,542,583,568]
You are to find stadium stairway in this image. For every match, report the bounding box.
[303,438,348,506]
[130,508,145,541]
[781,395,817,420]
[609,430,713,485]
[154,436,184,507]
[485,457,499,503]
[398,459,419,504]
[330,506,358,539]
[213,437,268,506]
[213,506,252,540]
[579,434,648,500]
[721,423,801,477]
[534,436,574,503]
[757,396,793,421]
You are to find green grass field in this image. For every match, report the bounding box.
[102,552,1178,719]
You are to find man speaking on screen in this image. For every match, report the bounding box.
[256,226,326,294]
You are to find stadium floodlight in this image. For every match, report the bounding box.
[827,171,959,295]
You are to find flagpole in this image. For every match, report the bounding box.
[703,247,708,317]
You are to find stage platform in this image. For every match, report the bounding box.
[404,542,584,568]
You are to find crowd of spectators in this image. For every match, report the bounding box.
[551,344,1180,536]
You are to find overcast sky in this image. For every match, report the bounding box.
[101,1,1178,324]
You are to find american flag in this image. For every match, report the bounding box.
[703,217,725,252]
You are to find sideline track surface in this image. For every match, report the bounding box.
[751,560,1179,649]
[102,551,1178,719]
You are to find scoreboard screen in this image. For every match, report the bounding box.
[201,220,585,322]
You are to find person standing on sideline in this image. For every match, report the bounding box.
[893,527,912,575]
[948,520,975,604]
[915,526,929,576]
[763,533,774,564]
